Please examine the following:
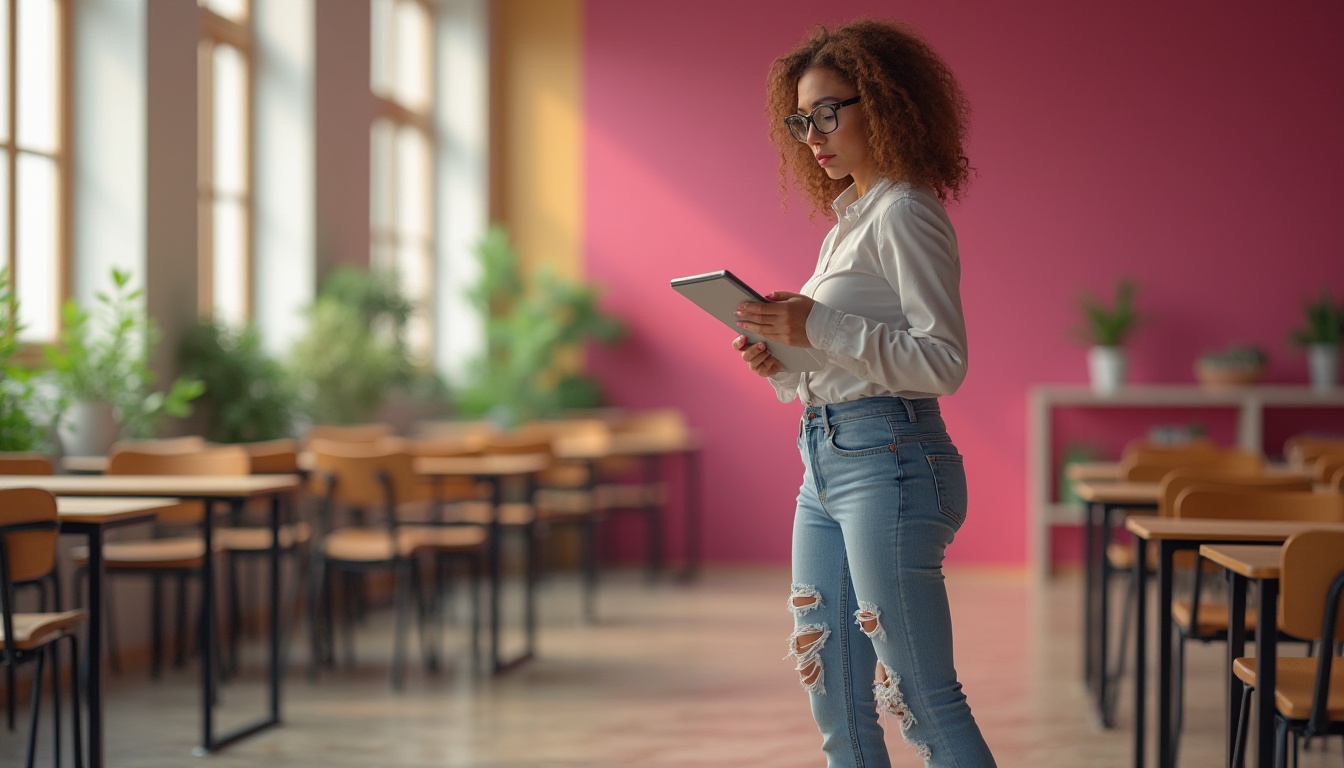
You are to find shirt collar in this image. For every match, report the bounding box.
[830,177,896,221]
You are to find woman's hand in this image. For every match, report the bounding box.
[733,335,783,377]
[734,291,815,348]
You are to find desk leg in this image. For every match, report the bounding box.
[488,479,503,673]
[1098,503,1116,727]
[1084,501,1098,690]
[1158,541,1175,768]
[490,476,537,674]
[268,495,282,721]
[85,527,105,768]
[1227,572,1247,768]
[681,449,701,582]
[1133,533,1148,768]
[1255,579,1278,768]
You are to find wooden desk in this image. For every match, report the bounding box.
[0,475,300,757]
[414,454,548,673]
[56,496,178,768]
[554,432,703,581]
[1199,543,1282,768]
[1126,517,1344,768]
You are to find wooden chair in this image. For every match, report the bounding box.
[413,420,499,452]
[1308,449,1344,485]
[0,488,87,768]
[1170,485,1344,759]
[1118,446,1262,482]
[0,454,58,732]
[1232,529,1344,767]
[1284,435,1344,467]
[69,445,249,678]
[307,440,487,687]
[108,436,209,455]
[212,439,311,673]
[1120,436,1217,458]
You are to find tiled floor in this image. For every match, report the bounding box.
[3,566,1341,766]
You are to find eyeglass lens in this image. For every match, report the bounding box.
[785,104,840,142]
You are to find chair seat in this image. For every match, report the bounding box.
[399,524,489,552]
[216,522,313,551]
[1233,657,1344,720]
[70,537,209,570]
[440,500,536,526]
[1172,599,1258,636]
[0,610,88,651]
[322,527,419,562]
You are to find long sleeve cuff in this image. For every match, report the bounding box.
[806,301,843,353]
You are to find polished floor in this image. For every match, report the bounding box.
[4,565,1342,767]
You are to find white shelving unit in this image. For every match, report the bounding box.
[1027,384,1344,579]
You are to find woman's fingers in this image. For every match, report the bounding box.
[733,335,781,377]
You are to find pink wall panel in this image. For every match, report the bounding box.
[583,0,1344,565]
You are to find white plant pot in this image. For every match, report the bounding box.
[60,400,119,457]
[1088,346,1126,396]
[1308,344,1340,392]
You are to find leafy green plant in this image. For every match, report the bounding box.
[456,226,625,424]
[43,268,204,439]
[288,267,423,424]
[179,318,300,442]
[1074,279,1140,347]
[1289,288,1344,347]
[0,269,55,451]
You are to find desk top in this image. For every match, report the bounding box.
[554,433,700,459]
[1126,515,1344,542]
[1073,480,1161,505]
[1199,544,1281,579]
[0,475,301,498]
[56,496,180,525]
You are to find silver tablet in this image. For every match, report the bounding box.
[670,270,825,373]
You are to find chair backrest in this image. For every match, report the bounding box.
[1309,450,1344,484]
[304,423,395,447]
[108,445,250,525]
[1157,469,1314,518]
[1173,487,1344,523]
[0,452,55,475]
[108,444,251,476]
[1280,530,1344,641]
[1331,466,1344,494]
[241,439,300,474]
[1121,447,1262,483]
[110,436,209,455]
[0,487,58,585]
[414,419,498,448]
[1284,435,1344,466]
[612,408,689,443]
[307,438,425,513]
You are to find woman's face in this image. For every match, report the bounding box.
[795,67,872,192]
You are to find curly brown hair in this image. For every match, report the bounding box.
[766,19,972,214]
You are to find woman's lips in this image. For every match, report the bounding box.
[817,154,835,167]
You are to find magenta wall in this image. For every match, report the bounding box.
[583,0,1344,565]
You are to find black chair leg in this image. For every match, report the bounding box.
[227,552,242,675]
[307,558,327,681]
[69,635,84,768]
[150,574,163,679]
[1104,563,1136,723]
[392,563,410,690]
[51,644,62,768]
[583,518,599,623]
[1275,716,1289,768]
[1232,682,1253,768]
[174,573,189,669]
[25,651,46,768]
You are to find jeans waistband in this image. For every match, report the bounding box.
[803,396,940,431]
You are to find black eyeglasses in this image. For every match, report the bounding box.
[784,97,861,143]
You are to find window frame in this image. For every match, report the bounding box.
[2,0,72,352]
[197,0,254,323]
[370,0,435,364]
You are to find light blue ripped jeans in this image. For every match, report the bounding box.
[787,397,995,768]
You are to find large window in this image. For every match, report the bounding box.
[371,0,434,363]
[3,0,67,342]
[198,0,252,326]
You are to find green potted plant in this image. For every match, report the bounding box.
[0,269,56,452]
[457,226,625,426]
[1196,344,1267,388]
[288,267,426,425]
[178,318,300,442]
[43,268,204,455]
[1288,287,1343,392]
[1074,279,1139,395]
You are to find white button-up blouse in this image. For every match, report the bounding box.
[769,178,968,405]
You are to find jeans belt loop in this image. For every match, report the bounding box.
[901,397,918,422]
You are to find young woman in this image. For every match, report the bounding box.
[731,20,996,767]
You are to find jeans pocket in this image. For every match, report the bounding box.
[825,418,897,457]
[926,453,967,527]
